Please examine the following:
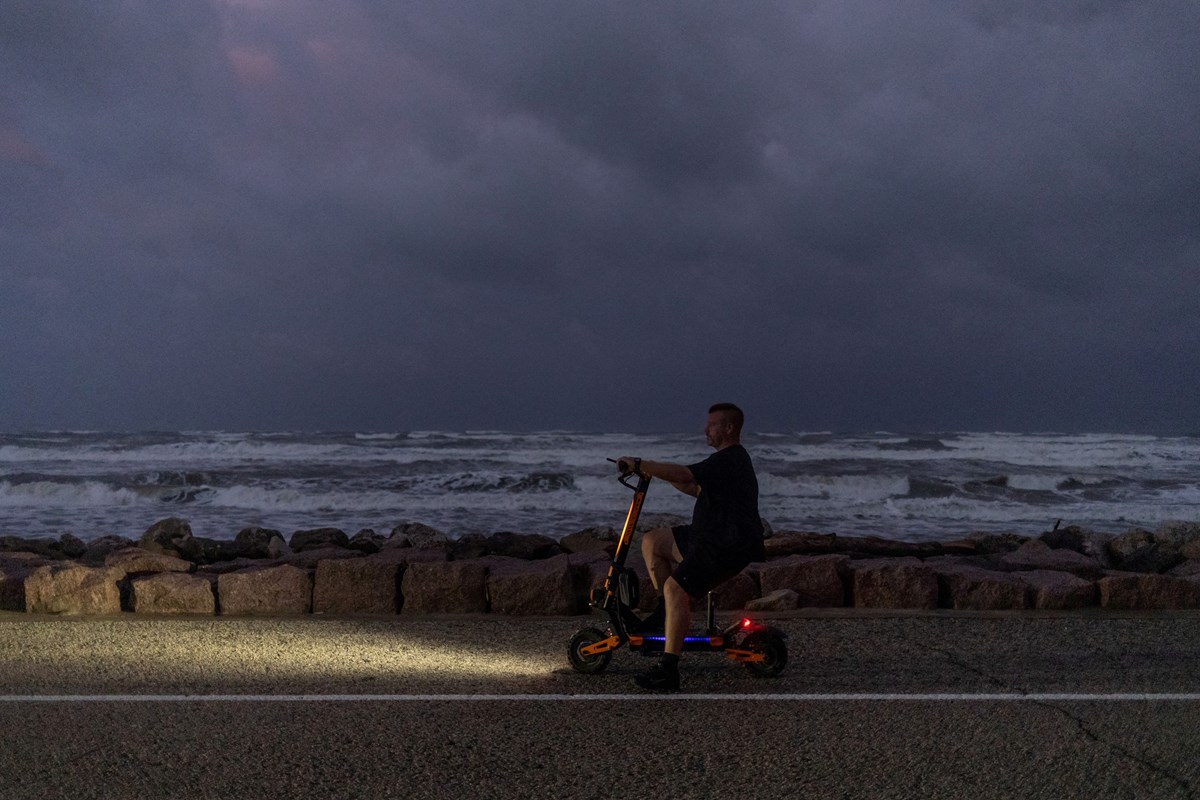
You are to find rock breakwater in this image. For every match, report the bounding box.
[3,518,1200,616]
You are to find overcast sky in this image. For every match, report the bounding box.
[2,1,1198,433]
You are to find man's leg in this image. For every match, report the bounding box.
[633,530,690,692]
[633,575,690,692]
[641,526,682,593]
[662,576,691,657]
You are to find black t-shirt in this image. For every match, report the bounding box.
[687,444,764,558]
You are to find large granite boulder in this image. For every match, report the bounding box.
[997,540,1104,579]
[746,588,799,611]
[281,547,364,569]
[486,532,564,560]
[400,560,488,613]
[25,563,123,614]
[1037,525,1114,565]
[448,533,490,561]
[233,527,288,559]
[485,555,579,615]
[0,555,42,611]
[964,532,1029,556]
[1154,520,1200,551]
[192,536,242,564]
[196,557,285,575]
[166,547,442,576]
[218,564,312,615]
[81,535,137,565]
[559,527,618,555]
[831,536,942,559]
[57,533,87,559]
[1155,520,1200,562]
[139,518,203,561]
[368,547,449,567]
[313,557,399,614]
[105,548,193,575]
[0,534,85,560]
[937,539,982,556]
[347,529,387,554]
[935,565,1028,610]
[1098,574,1200,610]
[2,536,59,558]
[1107,528,1182,573]
[387,523,449,550]
[763,532,840,558]
[714,570,760,611]
[572,551,622,604]
[421,530,562,563]
[1016,570,1096,610]
[1037,524,1086,551]
[754,554,848,607]
[289,528,350,553]
[923,554,992,569]
[851,558,938,609]
[1167,560,1200,578]
[131,573,216,614]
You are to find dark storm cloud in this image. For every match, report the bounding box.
[1,0,1197,432]
[380,2,780,189]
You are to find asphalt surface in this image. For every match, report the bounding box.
[3,609,1200,799]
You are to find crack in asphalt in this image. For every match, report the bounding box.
[932,645,1196,799]
[1034,701,1197,799]
[929,645,1007,689]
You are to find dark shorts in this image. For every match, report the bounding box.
[671,525,755,599]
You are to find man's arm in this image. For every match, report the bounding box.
[617,458,701,497]
[666,477,701,497]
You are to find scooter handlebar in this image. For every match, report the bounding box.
[608,458,645,490]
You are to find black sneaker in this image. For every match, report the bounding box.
[633,662,680,693]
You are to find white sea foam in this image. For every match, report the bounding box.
[1005,474,1064,492]
[0,480,142,508]
[947,432,1193,470]
[758,472,909,502]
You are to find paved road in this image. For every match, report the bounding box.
[2,610,1200,799]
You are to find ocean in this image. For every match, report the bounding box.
[1,431,1197,544]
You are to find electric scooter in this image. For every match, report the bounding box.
[566,462,788,677]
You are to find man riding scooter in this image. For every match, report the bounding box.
[616,402,766,692]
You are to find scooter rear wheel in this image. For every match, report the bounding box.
[568,627,613,674]
[742,632,788,678]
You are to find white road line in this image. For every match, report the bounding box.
[2,693,1200,703]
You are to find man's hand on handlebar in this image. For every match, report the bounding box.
[615,457,642,476]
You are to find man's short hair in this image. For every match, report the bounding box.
[708,402,744,434]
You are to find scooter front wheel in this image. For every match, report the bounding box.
[742,632,788,678]
[567,627,613,674]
